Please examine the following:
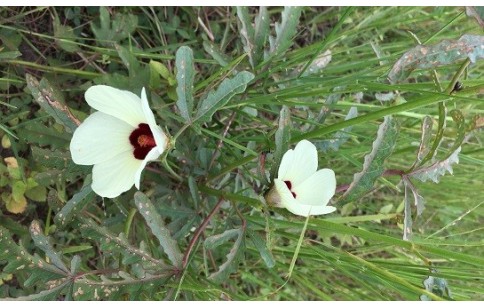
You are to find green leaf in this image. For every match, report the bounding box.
[253,7,269,67]
[175,46,195,122]
[134,191,183,268]
[466,6,484,28]
[237,6,269,68]
[203,40,231,67]
[26,74,80,133]
[54,184,95,228]
[268,7,302,58]
[25,184,47,202]
[29,220,69,274]
[0,50,21,60]
[53,15,79,52]
[91,7,138,45]
[11,180,26,202]
[77,216,166,269]
[17,122,71,148]
[204,227,245,283]
[247,229,275,268]
[388,34,484,83]
[194,71,254,123]
[270,105,291,181]
[337,116,399,206]
[149,60,175,88]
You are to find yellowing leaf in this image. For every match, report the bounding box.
[6,194,27,214]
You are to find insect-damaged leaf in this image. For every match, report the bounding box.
[337,116,398,206]
[55,183,95,228]
[409,146,461,184]
[204,227,245,283]
[194,71,254,123]
[388,34,484,84]
[134,192,183,268]
[26,74,81,133]
[30,220,69,274]
[175,46,195,122]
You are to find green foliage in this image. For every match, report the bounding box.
[194,71,254,123]
[134,192,183,267]
[175,46,195,122]
[91,7,138,45]
[337,116,399,206]
[1,6,483,301]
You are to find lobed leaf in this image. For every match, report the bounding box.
[194,71,254,123]
[388,34,484,83]
[204,227,245,283]
[236,7,256,67]
[247,229,275,268]
[134,191,183,267]
[91,7,138,45]
[337,116,399,206]
[268,6,302,58]
[409,146,461,184]
[175,46,195,122]
[29,220,69,274]
[54,184,95,228]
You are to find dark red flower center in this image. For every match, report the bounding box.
[129,123,156,160]
[284,180,297,198]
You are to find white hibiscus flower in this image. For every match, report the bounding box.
[265,139,336,217]
[70,85,168,198]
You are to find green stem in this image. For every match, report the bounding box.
[124,207,137,236]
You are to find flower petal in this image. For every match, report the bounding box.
[277,140,318,186]
[85,85,145,127]
[134,146,163,189]
[274,177,337,217]
[70,112,134,165]
[293,168,336,206]
[91,151,142,198]
[140,88,168,152]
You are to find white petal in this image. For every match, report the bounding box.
[140,88,168,152]
[85,85,146,127]
[134,146,163,189]
[274,178,337,217]
[293,168,336,206]
[91,151,142,198]
[70,112,134,165]
[277,140,318,186]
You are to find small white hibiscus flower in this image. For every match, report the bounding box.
[70,85,168,198]
[265,139,336,217]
